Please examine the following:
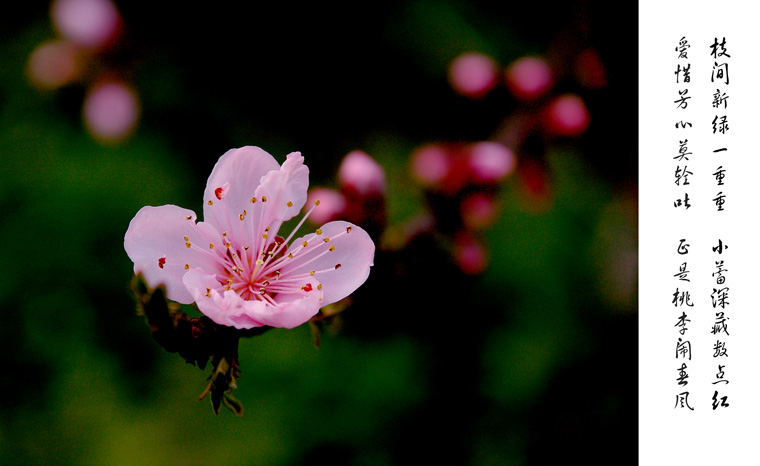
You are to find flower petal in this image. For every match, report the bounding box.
[254,151,309,228]
[202,146,280,235]
[124,205,223,304]
[281,221,374,306]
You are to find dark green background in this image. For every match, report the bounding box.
[0,1,637,464]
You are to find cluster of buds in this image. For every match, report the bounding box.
[410,141,516,274]
[306,150,387,242]
[26,0,139,143]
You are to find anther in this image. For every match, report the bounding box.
[251,197,257,203]
[262,280,270,286]
[287,201,293,207]
[239,214,245,221]
[225,242,232,248]
[262,233,268,239]
[317,284,323,290]
[184,264,190,270]
[214,187,225,200]
[303,241,308,247]
[302,284,313,292]
[329,246,335,252]
[184,235,189,241]
[310,270,315,276]
[346,226,352,233]
[262,196,267,202]
[205,287,211,297]
[207,200,213,205]
[209,243,214,249]
[314,200,321,206]
[260,289,267,295]
[316,229,322,235]
[185,216,192,220]
[158,257,166,269]
[323,238,330,243]
[335,264,342,269]
[186,242,192,248]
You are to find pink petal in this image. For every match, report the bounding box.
[254,151,309,228]
[244,290,322,329]
[202,146,280,234]
[124,205,224,304]
[280,221,374,306]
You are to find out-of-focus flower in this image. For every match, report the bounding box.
[306,187,346,225]
[467,141,516,183]
[51,0,121,50]
[410,144,450,188]
[460,192,499,231]
[26,40,84,90]
[544,94,590,136]
[125,147,375,329]
[505,56,553,100]
[338,150,386,196]
[454,234,488,275]
[82,80,140,142]
[448,52,498,99]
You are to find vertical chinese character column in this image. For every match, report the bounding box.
[708,37,731,410]
[673,36,695,412]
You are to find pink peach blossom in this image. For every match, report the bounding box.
[125,147,375,329]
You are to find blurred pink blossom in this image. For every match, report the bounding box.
[454,234,488,275]
[467,141,516,183]
[83,80,140,142]
[338,150,386,196]
[460,193,499,231]
[544,94,590,136]
[505,56,553,100]
[51,0,121,50]
[448,52,498,99]
[410,144,450,187]
[306,187,346,225]
[125,147,375,329]
[26,40,83,90]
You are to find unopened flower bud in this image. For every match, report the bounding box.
[26,40,83,90]
[338,150,386,197]
[454,234,488,275]
[505,56,553,100]
[448,52,498,99]
[306,188,346,225]
[83,80,140,143]
[460,193,499,231]
[544,94,590,136]
[410,144,450,187]
[51,0,121,50]
[467,142,516,183]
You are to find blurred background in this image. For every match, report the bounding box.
[0,1,637,465]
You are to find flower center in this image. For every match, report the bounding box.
[184,194,350,307]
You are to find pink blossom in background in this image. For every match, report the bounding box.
[338,150,386,196]
[83,80,140,142]
[467,141,516,183]
[448,52,498,99]
[51,0,121,50]
[544,93,590,136]
[125,147,375,329]
[504,56,553,100]
[454,234,488,275]
[460,192,499,231]
[410,144,450,187]
[26,40,83,90]
[306,188,346,225]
